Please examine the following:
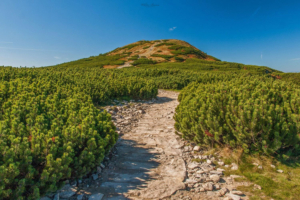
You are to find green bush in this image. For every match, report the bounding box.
[143,46,150,49]
[0,66,158,199]
[132,58,157,66]
[128,55,139,61]
[175,56,185,62]
[151,54,173,60]
[175,76,300,156]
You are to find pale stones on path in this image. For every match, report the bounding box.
[203,182,214,191]
[218,188,228,196]
[231,163,238,170]
[210,174,220,183]
[225,193,241,200]
[231,190,244,196]
[59,184,76,199]
[88,193,104,200]
[188,162,200,169]
[277,169,284,173]
[193,146,200,151]
[210,170,223,175]
[206,159,212,164]
[230,175,243,179]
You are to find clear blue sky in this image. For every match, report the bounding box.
[0,0,300,72]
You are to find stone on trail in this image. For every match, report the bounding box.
[210,174,220,183]
[277,169,284,173]
[193,146,200,151]
[203,182,214,191]
[58,184,76,199]
[88,193,104,200]
[231,190,244,196]
[225,193,241,200]
[188,162,200,169]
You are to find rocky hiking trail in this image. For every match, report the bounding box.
[51,90,255,200]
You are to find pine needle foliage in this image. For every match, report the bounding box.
[0,66,158,199]
[174,76,300,156]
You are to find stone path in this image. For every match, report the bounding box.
[88,90,186,199]
[50,90,253,200]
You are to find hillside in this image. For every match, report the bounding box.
[53,39,280,74]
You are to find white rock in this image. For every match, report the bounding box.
[224,165,229,168]
[231,163,238,170]
[218,161,225,166]
[196,170,205,174]
[193,146,201,151]
[231,190,244,196]
[254,184,262,190]
[253,162,259,166]
[206,159,212,164]
[226,193,241,200]
[210,174,220,183]
[210,170,223,175]
[88,193,104,200]
[277,169,284,173]
[188,162,200,169]
[214,184,221,190]
[218,188,228,196]
[230,175,243,179]
[203,182,214,191]
[199,187,205,192]
[258,165,263,169]
[217,168,225,172]
[270,164,275,168]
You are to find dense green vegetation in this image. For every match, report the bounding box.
[132,58,157,66]
[0,66,157,199]
[151,54,174,60]
[137,58,279,74]
[175,76,300,156]
[273,72,300,85]
[1,39,299,199]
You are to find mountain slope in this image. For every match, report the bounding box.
[51,39,280,74]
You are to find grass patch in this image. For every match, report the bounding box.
[219,148,300,200]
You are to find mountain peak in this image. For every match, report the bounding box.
[104,39,219,68]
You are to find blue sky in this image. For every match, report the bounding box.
[0,0,300,72]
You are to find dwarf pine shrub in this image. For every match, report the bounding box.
[175,76,300,156]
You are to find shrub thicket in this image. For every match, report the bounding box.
[132,58,157,66]
[0,66,158,199]
[175,76,300,155]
